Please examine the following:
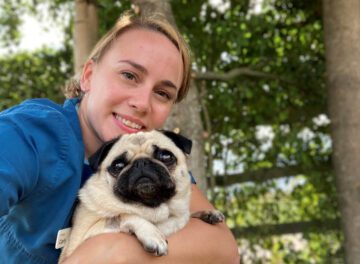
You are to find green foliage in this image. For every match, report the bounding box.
[0,48,72,110]
[97,1,132,35]
[172,0,341,262]
[213,177,342,263]
[0,0,26,47]
[0,0,342,262]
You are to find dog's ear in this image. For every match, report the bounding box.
[88,137,119,171]
[160,130,192,155]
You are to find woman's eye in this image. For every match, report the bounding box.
[121,72,136,81]
[156,90,173,101]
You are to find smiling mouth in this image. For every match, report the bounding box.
[114,114,144,130]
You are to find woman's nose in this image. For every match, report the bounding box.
[127,87,152,113]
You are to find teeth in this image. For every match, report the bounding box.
[115,115,142,130]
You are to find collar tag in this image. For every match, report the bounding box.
[55,228,71,249]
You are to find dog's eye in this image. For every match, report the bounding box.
[114,161,125,170]
[155,149,176,166]
[108,157,127,176]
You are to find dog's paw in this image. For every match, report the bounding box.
[191,210,225,224]
[136,229,168,256]
[143,238,168,256]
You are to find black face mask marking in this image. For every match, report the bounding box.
[113,158,176,208]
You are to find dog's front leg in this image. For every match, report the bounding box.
[157,212,190,237]
[119,214,168,256]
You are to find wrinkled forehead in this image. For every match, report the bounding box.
[107,131,176,160]
[118,133,153,152]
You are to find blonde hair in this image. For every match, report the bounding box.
[64,11,191,103]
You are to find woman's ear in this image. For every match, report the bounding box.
[80,60,94,93]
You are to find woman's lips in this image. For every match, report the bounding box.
[113,113,145,133]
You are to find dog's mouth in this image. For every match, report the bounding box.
[134,177,158,199]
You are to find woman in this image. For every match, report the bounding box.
[0,12,239,264]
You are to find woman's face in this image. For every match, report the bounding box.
[79,28,184,155]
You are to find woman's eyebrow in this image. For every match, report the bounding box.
[118,60,147,74]
[160,80,178,91]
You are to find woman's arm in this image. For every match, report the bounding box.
[63,185,240,264]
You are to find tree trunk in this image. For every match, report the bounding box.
[74,0,98,74]
[131,0,177,26]
[165,81,207,193]
[131,0,207,193]
[323,1,360,263]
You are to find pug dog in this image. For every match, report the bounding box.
[58,130,224,262]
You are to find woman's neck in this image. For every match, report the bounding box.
[77,104,103,159]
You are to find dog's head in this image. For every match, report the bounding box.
[88,130,192,208]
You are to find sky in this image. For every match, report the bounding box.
[0,3,66,55]
[18,13,65,51]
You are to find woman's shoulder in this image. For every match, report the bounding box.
[0,98,83,152]
[0,98,84,188]
[1,98,73,116]
[1,98,78,129]
[0,98,84,228]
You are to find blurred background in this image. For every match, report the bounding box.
[1,0,357,263]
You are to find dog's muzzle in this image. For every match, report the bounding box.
[113,158,176,207]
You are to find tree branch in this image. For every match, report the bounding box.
[193,68,293,84]
[231,218,340,237]
[208,164,331,185]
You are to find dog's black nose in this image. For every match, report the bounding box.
[134,158,150,169]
